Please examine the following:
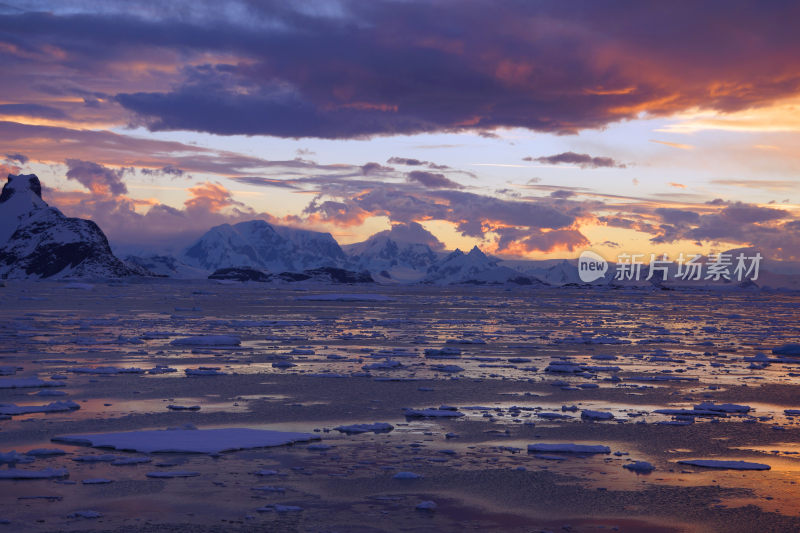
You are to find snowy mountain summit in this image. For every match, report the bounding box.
[181,219,349,272]
[424,245,538,285]
[0,174,138,279]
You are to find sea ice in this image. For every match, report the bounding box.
[0,378,65,389]
[0,400,80,415]
[623,461,655,473]
[416,500,437,511]
[677,460,770,470]
[334,423,394,434]
[527,443,610,454]
[170,335,241,346]
[580,410,614,421]
[403,408,465,418]
[0,467,68,479]
[52,427,319,454]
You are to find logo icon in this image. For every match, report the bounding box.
[578,250,608,283]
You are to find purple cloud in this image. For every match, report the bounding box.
[525,152,625,169]
[3,2,799,138]
[406,170,463,189]
[65,159,128,196]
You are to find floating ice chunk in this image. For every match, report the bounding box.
[404,408,464,418]
[581,410,614,421]
[416,500,437,511]
[623,461,655,473]
[25,448,66,457]
[334,423,394,434]
[772,344,800,356]
[184,368,225,376]
[393,471,422,479]
[445,338,486,345]
[694,402,751,414]
[147,366,177,375]
[0,378,65,389]
[257,504,304,512]
[272,361,296,369]
[545,363,583,373]
[527,443,610,454]
[68,510,102,519]
[0,451,33,464]
[53,427,319,454]
[171,335,241,346]
[677,460,770,470]
[537,412,574,420]
[71,367,144,375]
[167,405,200,411]
[0,467,69,479]
[296,294,394,302]
[784,409,800,416]
[81,478,112,484]
[254,469,279,476]
[146,470,201,478]
[0,400,80,415]
[251,485,285,492]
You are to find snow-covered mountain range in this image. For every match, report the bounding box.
[3,173,800,288]
[344,223,442,282]
[0,174,138,279]
[180,220,348,272]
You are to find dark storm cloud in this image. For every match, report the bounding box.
[4,1,800,138]
[525,152,626,169]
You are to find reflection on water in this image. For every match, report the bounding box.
[3,282,800,530]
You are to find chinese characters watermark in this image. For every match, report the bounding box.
[578,251,763,283]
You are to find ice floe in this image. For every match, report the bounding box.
[334,423,394,434]
[527,443,610,454]
[52,427,319,454]
[0,400,80,415]
[677,459,770,470]
[623,461,655,473]
[0,378,65,389]
[0,468,69,479]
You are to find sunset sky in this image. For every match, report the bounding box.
[2,1,800,260]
